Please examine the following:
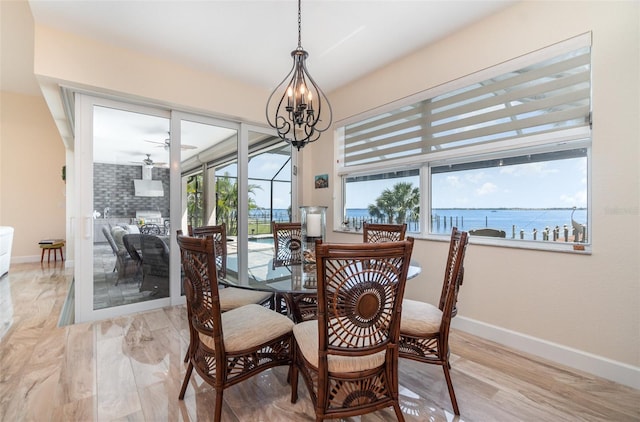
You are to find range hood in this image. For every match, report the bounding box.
[134,166,164,197]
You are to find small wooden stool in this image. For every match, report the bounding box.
[39,241,65,263]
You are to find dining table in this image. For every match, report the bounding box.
[219,259,421,322]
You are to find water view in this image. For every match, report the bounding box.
[250,207,587,241]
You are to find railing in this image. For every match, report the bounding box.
[246,209,589,244]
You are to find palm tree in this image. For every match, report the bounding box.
[368,182,420,224]
[215,173,262,235]
[186,174,204,228]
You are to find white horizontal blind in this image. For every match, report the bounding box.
[343,42,591,167]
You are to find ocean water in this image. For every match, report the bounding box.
[251,208,588,240]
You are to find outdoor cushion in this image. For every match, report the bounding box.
[111,226,127,252]
[198,304,293,352]
[218,288,272,312]
[400,299,442,336]
[293,320,386,373]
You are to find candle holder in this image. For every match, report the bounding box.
[300,205,327,263]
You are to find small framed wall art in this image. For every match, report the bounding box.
[315,174,329,189]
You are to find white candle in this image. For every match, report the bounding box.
[307,213,322,237]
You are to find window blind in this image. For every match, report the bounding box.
[343,40,591,167]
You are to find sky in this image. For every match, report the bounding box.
[346,157,587,209]
[226,152,587,211]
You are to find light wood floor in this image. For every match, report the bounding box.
[1,262,638,421]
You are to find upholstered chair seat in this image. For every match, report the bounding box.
[218,288,273,313]
[400,299,443,336]
[293,320,386,373]
[199,304,293,352]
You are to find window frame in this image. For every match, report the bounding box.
[335,34,592,254]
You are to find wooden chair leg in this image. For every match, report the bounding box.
[442,363,460,415]
[290,360,299,403]
[178,361,193,400]
[393,402,405,422]
[214,389,224,422]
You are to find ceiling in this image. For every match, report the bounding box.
[2,0,517,165]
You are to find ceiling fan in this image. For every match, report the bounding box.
[130,154,168,168]
[144,136,197,151]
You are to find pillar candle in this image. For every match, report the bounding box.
[307,213,322,237]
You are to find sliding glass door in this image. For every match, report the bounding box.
[73,96,294,322]
[75,96,172,322]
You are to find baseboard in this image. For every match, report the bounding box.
[452,316,640,390]
[11,256,73,267]
[11,255,42,263]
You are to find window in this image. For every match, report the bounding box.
[338,33,591,252]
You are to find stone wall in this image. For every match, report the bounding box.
[93,163,170,218]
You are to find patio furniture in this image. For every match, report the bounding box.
[272,221,302,269]
[399,227,469,415]
[139,234,169,296]
[102,226,137,284]
[290,238,415,421]
[177,234,293,421]
[139,223,162,235]
[122,234,143,283]
[362,222,407,243]
[183,226,274,362]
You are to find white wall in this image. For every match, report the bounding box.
[306,1,640,387]
[0,92,66,260]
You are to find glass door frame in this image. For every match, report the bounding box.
[75,94,172,322]
[73,95,294,323]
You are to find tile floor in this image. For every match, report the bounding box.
[1,261,639,421]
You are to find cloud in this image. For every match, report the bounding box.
[476,182,497,196]
[560,190,587,207]
[446,175,463,188]
[466,171,486,184]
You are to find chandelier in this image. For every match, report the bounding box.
[266,0,332,150]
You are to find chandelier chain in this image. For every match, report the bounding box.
[297,0,302,48]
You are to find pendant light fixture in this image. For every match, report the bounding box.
[266,0,332,150]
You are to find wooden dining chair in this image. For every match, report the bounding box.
[189,224,272,310]
[179,227,274,362]
[272,221,302,269]
[399,227,469,415]
[362,222,407,243]
[177,234,294,422]
[291,238,415,422]
[191,224,228,278]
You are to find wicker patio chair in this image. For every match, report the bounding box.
[177,234,293,421]
[399,227,469,415]
[180,227,273,362]
[291,238,415,421]
[272,221,302,269]
[362,222,407,243]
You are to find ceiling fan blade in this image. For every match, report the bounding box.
[180,144,197,150]
[144,140,165,146]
